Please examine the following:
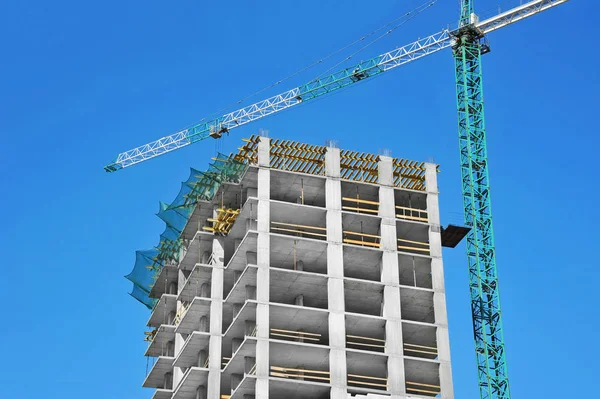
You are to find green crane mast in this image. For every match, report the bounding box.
[453,1,510,398]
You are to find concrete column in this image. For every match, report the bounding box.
[173,269,187,387]
[325,146,347,399]
[328,274,347,399]
[424,163,440,226]
[440,362,454,399]
[378,186,396,218]
[379,154,406,395]
[325,145,341,178]
[378,155,394,187]
[207,236,224,399]
[380,252,399,286]
[380,221,397,253]
[384,317,405,395]
[255,136,270,399]
[386,319,406,394]
[425,162,454,398]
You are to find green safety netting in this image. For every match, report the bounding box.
[126,249,162,309]
[125,153,248,309]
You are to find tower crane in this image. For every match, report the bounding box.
[105,1,569,398]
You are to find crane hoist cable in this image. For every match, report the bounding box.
[315,0,438,80]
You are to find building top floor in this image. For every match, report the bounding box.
[126,134,444,311]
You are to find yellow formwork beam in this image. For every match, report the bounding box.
[205,207,240,235]
[236,136,432,191]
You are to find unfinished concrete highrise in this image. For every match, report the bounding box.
[140,135,454,399]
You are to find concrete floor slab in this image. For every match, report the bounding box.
[172,367,209,399]
[270,201,327,231]
[149,264,178,299]
[400,287,435,324]
[398,253,432,289]
[394,189,427,212]
[346,385,389,397]
[180,200,213,241]
[270,234,328,274]
[344,279,384,316]
[343,245,382,282]
[270,169,326,207]
[341,180,379,202]
[402,322,437,360]
[178,263,213,302]
[404,358,440,389]
[179,231,214,271]
[222,301,257,357]
[270,269,329,309]
[143,356,174,388]
[222,337,257,377]
[175,296,212,334]
[173,331,211,368]
[224,265,258,304]
[151,388,173,399]
[345,313,386,341]
[213,181,248,211]
[145,325,176,357]
[228,375,256,399]
[341,211,382,236]
[346,350,389,380]
[224,231,257,272]
[396,220,429,245]
[269,303,330,345]
[269,340,329,370]
[268,375,331,399]
[147,294,177,328]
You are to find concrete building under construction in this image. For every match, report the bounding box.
[133,135,456,399]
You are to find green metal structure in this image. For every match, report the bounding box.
[453,1,510,398]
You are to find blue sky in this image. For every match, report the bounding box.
[1,0,596,398]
